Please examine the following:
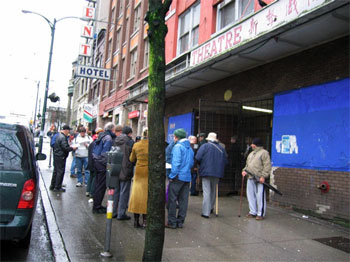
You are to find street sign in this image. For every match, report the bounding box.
[83,104,93,123]
[76,65,111,80]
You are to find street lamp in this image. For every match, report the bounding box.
[22,10,83,154]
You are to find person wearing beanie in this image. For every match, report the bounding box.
[166,128,194,229]
[242,137,271,220]
[195,132,228,218]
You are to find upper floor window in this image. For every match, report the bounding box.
[217,0,254,31]
[133,5,141,33]
[116,29,121,51]
[143,38,149,69]
[111,7,116,26]
[130,49,137,78]
[177,2,200,55]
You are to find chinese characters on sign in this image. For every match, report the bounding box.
[190,0,329,67]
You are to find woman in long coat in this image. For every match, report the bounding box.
[128,128,149,228]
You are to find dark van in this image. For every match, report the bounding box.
[0,122,46,247]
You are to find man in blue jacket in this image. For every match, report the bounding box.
[196,132,228,218]
[166,128,194,229]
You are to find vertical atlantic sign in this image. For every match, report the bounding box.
[76,4,111,81]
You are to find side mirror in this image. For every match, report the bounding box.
[36,153,47,161]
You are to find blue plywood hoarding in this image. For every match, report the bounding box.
[272,78,350,171]
[167,112,194,144]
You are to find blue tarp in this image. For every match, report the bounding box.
[272,78,350,171]
[167,112,194,144]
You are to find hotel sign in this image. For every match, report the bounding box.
[76,65,111,80]
[190,0,331,67]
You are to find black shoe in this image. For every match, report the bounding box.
[117,215,131,221]
[165,223,177,229]
[190,192,199,196]
[210,209,214,214]
[92,207,107,214]
[177,223,183,228]
[201,214,209,219]
[53,188,66,192]
[112,214,118,219]
[49,186,54,190]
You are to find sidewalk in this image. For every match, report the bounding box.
[39,141,349,261]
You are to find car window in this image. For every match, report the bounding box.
[0,126,30,170]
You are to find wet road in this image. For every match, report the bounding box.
[0,193,54,262]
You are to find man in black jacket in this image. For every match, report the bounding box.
[50,125,77,192]
[113,126,134,220]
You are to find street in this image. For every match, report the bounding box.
[35,140,349,261]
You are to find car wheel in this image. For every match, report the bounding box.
[18,225,32,248]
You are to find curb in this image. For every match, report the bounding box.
[39,167,70,262]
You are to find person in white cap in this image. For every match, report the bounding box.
[195,132,228,218]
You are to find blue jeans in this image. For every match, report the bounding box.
[76,157,90,184]
[70,153,76,175]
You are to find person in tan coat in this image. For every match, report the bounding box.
[128,128,149,228]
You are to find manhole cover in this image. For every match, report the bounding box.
[313,236,349,253]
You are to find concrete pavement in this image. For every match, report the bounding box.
[38,141,349,261]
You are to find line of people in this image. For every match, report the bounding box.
[49,123,271,230]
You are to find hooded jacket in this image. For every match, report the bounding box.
[114,134,134,181]
[195,141,228,178]
[169,138,194,182]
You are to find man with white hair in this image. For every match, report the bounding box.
[196,132,228,218]
[92,122,116,214]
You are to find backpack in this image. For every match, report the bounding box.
[50,133,59,148]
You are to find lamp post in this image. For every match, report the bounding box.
[22,10,83,154]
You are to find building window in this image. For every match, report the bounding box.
[130,49,137,77]
[116,29,121,51]
[133,5,141,33]
[178,2,200,55]
[119,0,124,17]
[239,0,254,19]
[121,58,125,85]
[112,64,118,90]
[217,0,254,31]
[143,38,149,68]
[111,7,116,26]
[108,39,112,58]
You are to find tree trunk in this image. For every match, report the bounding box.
[143,0,172,261]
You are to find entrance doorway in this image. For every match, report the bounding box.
[197,98,273,194]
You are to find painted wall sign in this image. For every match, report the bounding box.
[76,65,111,80]
[190,0,331,67]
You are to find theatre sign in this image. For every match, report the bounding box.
[190,0,331,67]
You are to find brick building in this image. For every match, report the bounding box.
[97,0,349,219]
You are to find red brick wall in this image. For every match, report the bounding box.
[272,168,350,219]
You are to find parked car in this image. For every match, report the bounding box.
[0,122,46,247]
